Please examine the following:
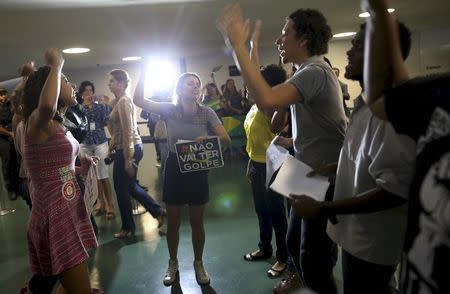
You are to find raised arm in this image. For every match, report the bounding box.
[363,0,409,119]
[249,19,262,69]
[27,49,64,138]
[217,4,301,110]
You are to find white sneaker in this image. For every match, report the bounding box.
[163,259,178,286]
[193,260,210,285]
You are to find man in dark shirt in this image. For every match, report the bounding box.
[0,88,14,197]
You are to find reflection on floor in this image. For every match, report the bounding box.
[0,144,342,293]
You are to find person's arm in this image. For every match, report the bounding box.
[27,49,64,140]
[116,99,135,173]
[363,0,409,120]
[211,124,231,146]
[250,19,262,70]
[291,187,406,220]
[0,126,13,138]
[270,109,288,134]
[217,4,302,109]
[133,64,174,115]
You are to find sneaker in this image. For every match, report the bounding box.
[272,271,303,294]
[193,260,210,285]
[163,259,179,286]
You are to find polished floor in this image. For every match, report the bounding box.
[0,144,342,294]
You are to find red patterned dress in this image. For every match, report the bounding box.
[22,124,97,276]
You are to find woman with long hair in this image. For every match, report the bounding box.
[21,48,99,293]
[107,69,165,238]
[134,66,230,286]
[222,78,244,115]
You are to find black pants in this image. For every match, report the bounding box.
[342,249,397,294]
[286,186,338,294]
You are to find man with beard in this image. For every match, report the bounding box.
[292,22,415,294]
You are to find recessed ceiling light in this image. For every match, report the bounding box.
[333,32,357,38]
[122,56,142,61]
[62,47,90,54]
[359,8,395,18]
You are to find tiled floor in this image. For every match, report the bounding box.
[0,144,341,293]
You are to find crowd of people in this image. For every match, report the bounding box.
[0,0,447,293]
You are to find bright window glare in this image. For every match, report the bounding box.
[333,32,357,38]
[145,57,179,97]
[359,8,395,18]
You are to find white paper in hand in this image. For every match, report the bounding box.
[266,136,290,189]
[270,155,330,201]
[84,165,98,215]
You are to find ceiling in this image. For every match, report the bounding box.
[0,0,449,80]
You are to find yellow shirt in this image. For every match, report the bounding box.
[244,105,275,163]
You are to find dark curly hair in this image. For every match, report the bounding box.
[288,9,332,56]
[23,66,64,123]
[261,64,287,87]
[77,80,95,104]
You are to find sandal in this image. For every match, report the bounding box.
[267,263,288,278]
[113,230,134,239]
[243,250,272,261]
[106,210,115,220]
[94,207,106,216]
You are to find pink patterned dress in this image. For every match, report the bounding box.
[22,124,97,276]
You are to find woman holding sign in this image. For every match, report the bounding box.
[134,68,230,286]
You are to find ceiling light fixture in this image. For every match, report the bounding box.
[333,32,357,38]
[62,47,90,54]
[122,56,142,61]
[359,8,395,18]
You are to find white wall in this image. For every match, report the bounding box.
[65,26,448,114]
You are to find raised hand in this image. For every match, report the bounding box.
[250,19,262,49]
[19,61,36,77]
[45,48,64,68]
[361,0,389,14]
[216,3,250,49]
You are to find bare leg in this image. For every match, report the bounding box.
[166,205,182,260]
[58,260,91,294]
[189,205,206,261]
[95,180,105,212]
[100,178,114,213]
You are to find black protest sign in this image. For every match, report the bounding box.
[175,137,224,173]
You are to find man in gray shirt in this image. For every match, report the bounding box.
[218,5,346,293]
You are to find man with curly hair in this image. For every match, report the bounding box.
[218,5,346,293]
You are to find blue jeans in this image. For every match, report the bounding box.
[113,144,163,232]
[342,250,397,294]
[249,160,288,262]
[286,186,338,294]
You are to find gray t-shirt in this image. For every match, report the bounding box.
[161,104,222,153]
[287,56,347,168]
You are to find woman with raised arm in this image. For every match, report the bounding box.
[107,69,166,238]
[21,49,99,294]
[134,67,230,286]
